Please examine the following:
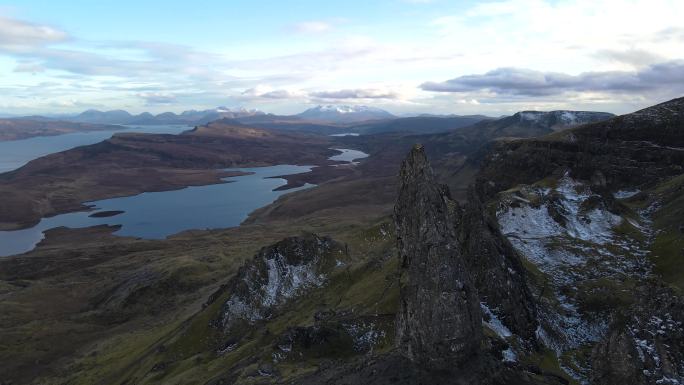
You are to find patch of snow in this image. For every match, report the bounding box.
[496,175,654,380]
[614,189,641,199]
[519,111,542,122]
[262,255,325,307]
[221,252,327,331]
[481,302,512,339]
[502,347,517,362]
[560,111,578,124]
[343,321,386,352]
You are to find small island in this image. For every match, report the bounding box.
[88,210,124,218]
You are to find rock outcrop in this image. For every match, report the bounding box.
[394,144,482,369]
[208,234,348,336]
[592,285,684,385]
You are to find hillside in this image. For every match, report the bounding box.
[0,118,123,141]
[349,115,491,135]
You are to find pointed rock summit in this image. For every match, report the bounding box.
[394,144,482,369]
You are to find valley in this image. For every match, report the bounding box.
[0,98,682,385]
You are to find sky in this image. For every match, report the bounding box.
[0,0,683,116]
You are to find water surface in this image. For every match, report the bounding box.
[329,148,369,164]
[0,165,314,256]
[0,148,368,257]
[0,125,190,173]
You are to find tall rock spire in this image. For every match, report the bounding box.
[394,144,482,369]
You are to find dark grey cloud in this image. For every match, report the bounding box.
[421,61,684,96]
[309,88,399,99]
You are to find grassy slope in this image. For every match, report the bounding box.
[648,174,684,293]
[44,220,398,385]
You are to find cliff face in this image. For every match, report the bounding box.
[456,186,538,341]
[473,97,684,382]
[477,97,684,197]
[393,144,482,369]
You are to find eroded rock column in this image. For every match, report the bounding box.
[394,144,482,369]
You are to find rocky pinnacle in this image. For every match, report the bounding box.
[394,144,482,370]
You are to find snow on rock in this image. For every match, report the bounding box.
[514,110,614,130]
[481,302,513,339]
[297,105,395,122]
[496,175,651,358]
[220,256,325,330]
[502,347,517,362]
[497,175,624,275]
[614,189,641,199]
[217,235,346,334]
[342,320,387,352]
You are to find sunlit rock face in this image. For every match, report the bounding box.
[393,144,482,369]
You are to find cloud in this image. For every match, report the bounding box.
[421,61,684,97]
[13,61,45,73]
[259,90,300,99]
[138,92,177,105]
[309,88,399,99]
[595,48,665,68]
[0,16,68,50]
[241,86,306,100]
[289,21,332,34]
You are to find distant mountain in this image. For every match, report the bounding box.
[70,107,265,125]
[235,114,346,135]
[75,109,133,125]
[0,118,123,141]
[511,110,614,131]
[350,115,493,135]
[296,105,395,123]
[461,110,615,139]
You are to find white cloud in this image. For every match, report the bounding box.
[309,88,400,100]
[289,21,332,34]
[1,1,684,115]
[0,16,68,50]
[138,92,177,105]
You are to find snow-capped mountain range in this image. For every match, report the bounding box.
[514,110,615,130]
[296,105,395,123]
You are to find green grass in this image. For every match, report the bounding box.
[77,218,400,385]
[648,174,684,293]
[520,347,580,385]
